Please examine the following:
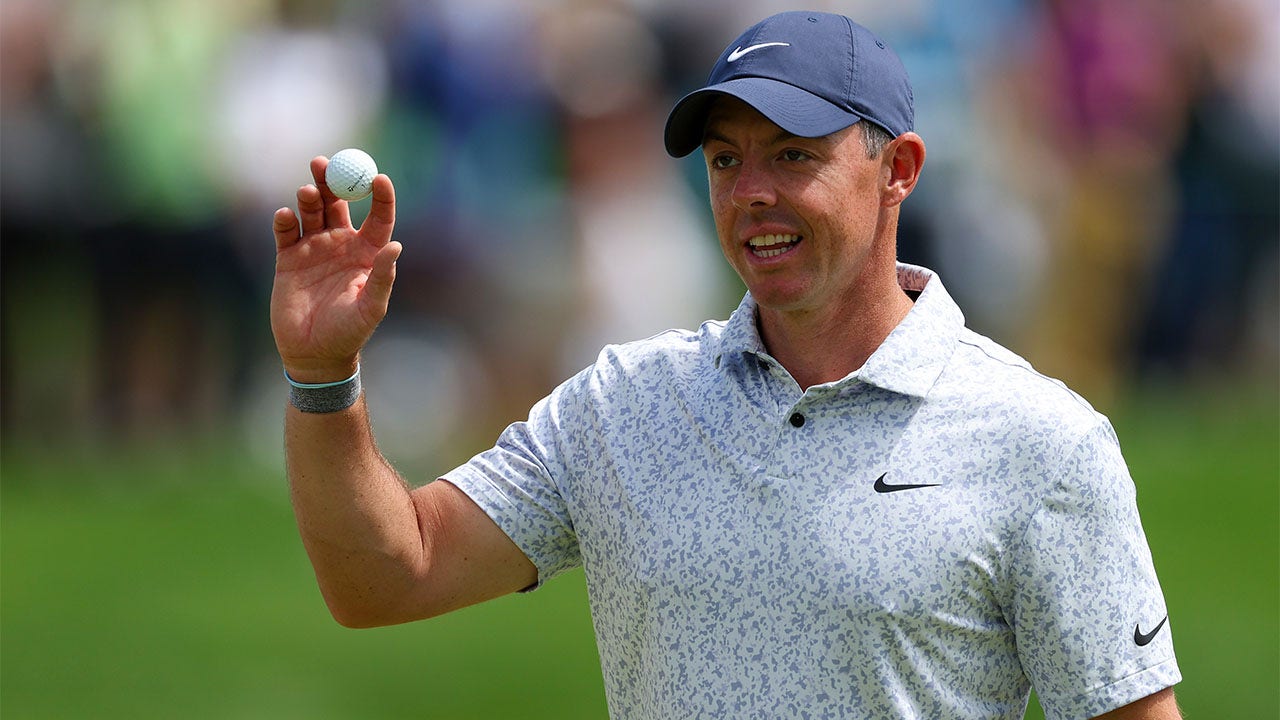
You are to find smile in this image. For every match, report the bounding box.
[748,234,801,258]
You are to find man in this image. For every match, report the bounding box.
[270,11,1181,719]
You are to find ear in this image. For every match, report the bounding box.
[881,132,926,208]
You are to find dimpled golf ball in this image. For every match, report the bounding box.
[325,148,377,201]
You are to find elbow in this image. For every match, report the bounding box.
[328,604,386,630]
[319,587,409,629]
[329,604,444,629]
[306,544,445,627]
[319,585,442,629]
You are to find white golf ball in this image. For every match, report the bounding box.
[325,148,377,201]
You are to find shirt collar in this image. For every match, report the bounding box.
[712,263,964,397]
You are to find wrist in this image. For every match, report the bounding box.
[284,362,363,414]
[280,357,360,385]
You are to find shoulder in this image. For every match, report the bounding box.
[925,333,1143,551]
[923,328,1117,481]
[531,322,728,450]
[547,321,727,415]
[582,321,726,385]
[953,329,1103,428]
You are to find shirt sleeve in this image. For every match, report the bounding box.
[442,376,587,589]
[1007,421,1181,720]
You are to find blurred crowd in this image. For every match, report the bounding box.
[2,0,1276,468]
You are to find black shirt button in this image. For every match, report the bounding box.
[789,412,805,428]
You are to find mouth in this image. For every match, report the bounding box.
[747,234,801,259]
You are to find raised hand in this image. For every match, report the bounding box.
[270,155,402,383]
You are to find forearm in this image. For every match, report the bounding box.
[285,395,426,627]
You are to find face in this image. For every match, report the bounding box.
[701,98,890,319]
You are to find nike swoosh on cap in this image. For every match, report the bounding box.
[872,473,941,494]
[727,42,791,62]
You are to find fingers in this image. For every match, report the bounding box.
[273,207,300,250]
[279,157,386,255]
[295,183,325,235]
[365,241,403,312]
[310,156,353,229]
[359,174,396,246]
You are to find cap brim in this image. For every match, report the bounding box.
[664,77,863,157]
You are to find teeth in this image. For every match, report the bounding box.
[748,234,799,247]
[748,234,800,257]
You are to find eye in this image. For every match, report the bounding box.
[710,154,740,169]
[781,148,811,162]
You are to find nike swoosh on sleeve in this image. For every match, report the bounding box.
[1133,616,1168,647]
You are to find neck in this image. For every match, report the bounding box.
[758,264,913,391]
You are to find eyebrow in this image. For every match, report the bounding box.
[701,125,827,150]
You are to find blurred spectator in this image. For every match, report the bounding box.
[1015,0,1193,407]
[841,0,1051,342]
[367,0,573,454]
[1,0,1275,455]
[0,0,97,443]
[60,0,268,441]
[1135,0,1280,381]
[541,2,730,374]
[211,0,387,215]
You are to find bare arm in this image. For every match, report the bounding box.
[271,157,536,627]
[1092,688,1181,720]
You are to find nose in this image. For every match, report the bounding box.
[731,159,776,211]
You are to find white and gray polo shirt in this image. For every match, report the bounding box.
[445,264,1180,719]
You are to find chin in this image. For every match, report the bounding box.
[747,287,814,314]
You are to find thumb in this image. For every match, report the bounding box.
[365,241,402,312]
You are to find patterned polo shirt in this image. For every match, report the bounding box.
[444,264,1181,719]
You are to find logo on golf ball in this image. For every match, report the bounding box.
[326,148,377,202]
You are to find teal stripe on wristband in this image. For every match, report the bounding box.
[284,364,362,413]
[283,365,361,389]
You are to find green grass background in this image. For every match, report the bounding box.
[3,383,1277,719]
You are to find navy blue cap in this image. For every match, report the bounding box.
[664,12,914,157]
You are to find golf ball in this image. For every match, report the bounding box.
[325,148,377,201]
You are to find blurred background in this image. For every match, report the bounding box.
[2,0,1276,718]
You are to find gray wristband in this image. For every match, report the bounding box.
[285,365,362,413]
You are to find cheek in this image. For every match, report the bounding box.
[707,185,736,243]
[707,172,732,208]
[819,168,881,229]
